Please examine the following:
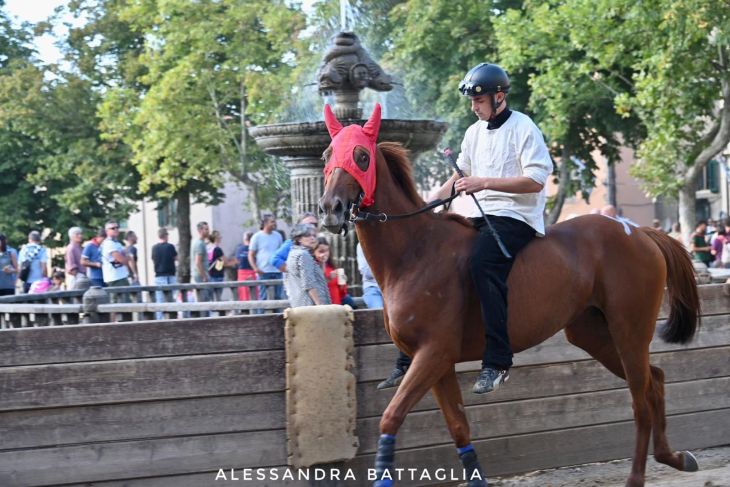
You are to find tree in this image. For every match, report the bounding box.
[496,0,730,235]
[99,0,308,281]
[494,0,643,223]
[0,3,136,244]
[307,1,530,193]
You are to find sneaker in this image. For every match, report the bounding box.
[472,367,509,394]
[377,367,407,390]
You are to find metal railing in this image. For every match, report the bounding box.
[0,279,366,329]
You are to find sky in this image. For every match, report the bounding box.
[4,0,322,65]
[4,0,68,64]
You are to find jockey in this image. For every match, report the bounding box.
[378,63,554,394]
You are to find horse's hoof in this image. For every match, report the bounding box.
[682,450,699,472]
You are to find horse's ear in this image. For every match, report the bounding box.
[324,104,343,138]
[362,103,381,143]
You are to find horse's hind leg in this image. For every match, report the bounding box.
[565,309,652,487]
[374,347,452,486]
[431,369,487,486]
[647,365,699,472]
[566,313,698,480]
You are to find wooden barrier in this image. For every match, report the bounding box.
[0,285,728,486]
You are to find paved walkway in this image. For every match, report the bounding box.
[489,445,730,487]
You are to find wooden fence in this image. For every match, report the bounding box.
[0,284,728,486]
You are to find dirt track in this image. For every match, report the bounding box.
[489,445,730,487]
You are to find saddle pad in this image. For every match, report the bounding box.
[284,304,358,468]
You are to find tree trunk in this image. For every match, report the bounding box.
[607,161,617,208]
[546,152,570,225]
[678,184,696,246]
[176,189,192,283]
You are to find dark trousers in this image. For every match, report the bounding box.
[392,215,534,373]
[470,216,535,369]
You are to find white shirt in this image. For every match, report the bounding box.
[456,110,553,235]
[101,238,129,283]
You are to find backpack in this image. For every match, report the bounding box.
[19,245,41,282]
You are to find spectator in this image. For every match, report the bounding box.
[711,227,727,268]
[270,212,319,273]
[722,219,730,269]
[191,221,210,283]
[249,214,284,304]
[668,222,682,242]
[690,220,713,266]
[124,230,140,285]
[64,227,86,290]
[357,242,383,309]
[284,224,330,307]
[651,219,663,231]
[313,237,356,307]
[101,220,130,291]
[50,269,66,292]
[235,231,257,300]
[0,233,18,296]
[18,231,48,294]
[151,227,177,319]
[207,230,235,300]
[29,277,52,294]
[81,228,106,287]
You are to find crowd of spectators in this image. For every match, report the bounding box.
[0,214,385,310]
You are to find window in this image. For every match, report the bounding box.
[157,200,178,228]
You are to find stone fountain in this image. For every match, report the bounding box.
[250,31,447,285]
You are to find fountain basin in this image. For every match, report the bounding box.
[250,118,448,159]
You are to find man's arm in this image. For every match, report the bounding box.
[307,288,324,305]
[248,249,261,275]
[455,176,544,195]
[127,250,139,280]
[195,252,207,281]
[271,240,292,273]
[431,172,460,201]
[110,250,128,266]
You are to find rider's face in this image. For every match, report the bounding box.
[470,94,504,121]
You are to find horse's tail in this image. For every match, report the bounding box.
[641,227,701,344]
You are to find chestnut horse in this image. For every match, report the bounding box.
[318,106,700,487]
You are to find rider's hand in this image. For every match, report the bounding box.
[455,176,488,195]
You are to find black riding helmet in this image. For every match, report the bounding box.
[458,63,510,96]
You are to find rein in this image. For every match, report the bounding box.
[349,187,460,223]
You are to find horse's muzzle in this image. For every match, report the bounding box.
[319,195,348,234]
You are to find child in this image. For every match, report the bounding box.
[312,237,356,308]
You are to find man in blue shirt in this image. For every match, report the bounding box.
[18,231,48,293]
[248,214,284,306]
[270,212,319,272]
[81,228,106,288]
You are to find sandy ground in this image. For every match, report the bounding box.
[488,445,730,487]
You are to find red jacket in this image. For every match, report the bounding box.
[324,263,347,304]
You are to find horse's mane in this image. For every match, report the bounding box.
[377,142,424,207]
[377,142,474,229]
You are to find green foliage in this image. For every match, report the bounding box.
[0,2,138,246]
[99,0,308,219]
[495,0,644,202]
[307,0,528,190]
[496,0,730,200]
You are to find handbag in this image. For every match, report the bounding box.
[19,245,41,282]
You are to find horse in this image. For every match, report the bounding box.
[318,104,701,487]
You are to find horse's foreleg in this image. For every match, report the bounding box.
[432,369,487,487]
[374,349,452,487]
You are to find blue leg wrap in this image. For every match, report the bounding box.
[459,445,488,487]
[373,434,396,487]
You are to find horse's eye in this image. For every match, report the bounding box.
[356,152,369,170]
